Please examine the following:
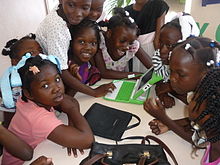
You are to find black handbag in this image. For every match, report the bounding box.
[84,103,141,141]
[80,135,178,165]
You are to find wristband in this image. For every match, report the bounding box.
[127,74,135,79]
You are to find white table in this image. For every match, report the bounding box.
[24,80,204,165]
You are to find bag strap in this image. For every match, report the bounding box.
[82,154,108,165]
[126,113,141,130]
[142,135,178,165]
[117,136,150,144]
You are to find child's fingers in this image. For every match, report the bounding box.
[67,147,71,156]
[155,98,164,110]
[46,158,53,165]
[148,119,158,126]
[152,129,161,135]
[72,148,78,158]
[79,149,84,155]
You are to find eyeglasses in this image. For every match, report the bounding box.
[191,121,208,148]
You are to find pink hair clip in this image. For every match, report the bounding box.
[29,66,40,75]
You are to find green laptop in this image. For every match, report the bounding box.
[103,67,163,104]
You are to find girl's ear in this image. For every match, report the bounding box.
[23,89,33,100]
[106,29,112,39]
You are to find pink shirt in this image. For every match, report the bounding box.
[2,98,63,165]
[202,144,220,165]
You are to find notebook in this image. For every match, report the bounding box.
[104,67,163,104]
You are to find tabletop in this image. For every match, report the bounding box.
[24,79,204,165]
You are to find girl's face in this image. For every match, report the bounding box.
[169,48,205,95]
[60,0,92,25]
[71,27,98,64]
[87,0,105,21]
[26,65,65,110]
[107,26,137,60]
[12,39,42,66]
[159,27,182,65]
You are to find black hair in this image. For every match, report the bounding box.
[192,68,220,143]
[98,7,139,36]
[18,55,60,102]
[174,37,220,71]
[69,19,101,45]
[161,18,182,38]
[2,33,36,60]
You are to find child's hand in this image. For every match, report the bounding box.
[69,64,82,81]
[143,97,166,120]
[30,156,53,165]
[93,83,116,97]
[155,82,172,96]
[148,119,169,135]
[158,94,175,108]
[67,147,84,158]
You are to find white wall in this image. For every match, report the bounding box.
[0,0,47,77]
[190,0,220,41]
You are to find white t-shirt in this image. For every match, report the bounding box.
[36,8,71,70]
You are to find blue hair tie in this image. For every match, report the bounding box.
[209,41,215,48]
[0,53,62,108]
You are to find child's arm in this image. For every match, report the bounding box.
[61,70,115,97]
[48,95,94,149]
[135,47,153,69]
[95,50,141,79]
[0,125,33,161]
[144,98,193,144]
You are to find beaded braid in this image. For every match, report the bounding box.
[193,68,220,143]
[2,33,36,60]
[98,7,138,35]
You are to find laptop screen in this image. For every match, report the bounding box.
[137,68,154,90]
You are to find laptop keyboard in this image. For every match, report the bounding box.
[117,82,135,101]
[105,81,123,100]
[105,81,135,101]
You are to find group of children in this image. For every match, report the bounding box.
[0,0,220,164]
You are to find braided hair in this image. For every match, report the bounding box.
[2,33,36,60]
[69,19,101,45]
[98,7,139,36]
[176,37,220,72]
[177,37,220,143]
[18,55,60,102]
[192,68,220,143]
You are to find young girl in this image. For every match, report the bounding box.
[124,0,169,72]
[2,55,94,165]
[0,33,43,127]
[36,0,114,97]
[67,19,111,95]
[144,37,220,164]
[152,12,200,108]
[95,7,152,79]
[88,0,105,22]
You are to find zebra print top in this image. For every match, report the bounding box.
[152,49,170,82]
